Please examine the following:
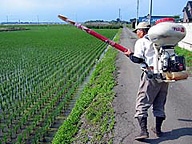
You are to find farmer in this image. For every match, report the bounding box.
[125,22,169,140]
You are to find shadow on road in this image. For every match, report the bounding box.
[178,118,192,122]
[140,127,192,144]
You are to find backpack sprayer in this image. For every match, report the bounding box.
[147,18,188,82]
[58,15,188,82]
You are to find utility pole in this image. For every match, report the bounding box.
[136,0,139,26]
[149,0,152,25]
[119,8,121,21]
[37,15,39,24]
[6,15,9,23]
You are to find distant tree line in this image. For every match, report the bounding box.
[84,24,123,29]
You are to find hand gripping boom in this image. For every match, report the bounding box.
[58,15,129,52]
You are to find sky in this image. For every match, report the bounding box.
[0,0,189,23]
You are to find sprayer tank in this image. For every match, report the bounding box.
[148,22,186,47]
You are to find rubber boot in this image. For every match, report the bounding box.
[151,117,165,137]
[135,117,149,140]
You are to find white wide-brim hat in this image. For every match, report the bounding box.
[133,22,151,32]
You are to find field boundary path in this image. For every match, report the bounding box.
[113,26,192,144]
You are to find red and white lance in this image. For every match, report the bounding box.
[58,15,129,52]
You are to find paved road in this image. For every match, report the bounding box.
[113,27,192,144]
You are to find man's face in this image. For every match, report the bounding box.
[136,29,145,38]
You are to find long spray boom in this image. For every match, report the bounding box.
[58,15,129,52]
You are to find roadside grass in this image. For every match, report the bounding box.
[175,46,192,74]
[52,29,121,144]
[175,46,192,67]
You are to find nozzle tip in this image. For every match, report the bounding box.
[58,15,68,21]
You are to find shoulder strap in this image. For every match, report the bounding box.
[144,35,150,41]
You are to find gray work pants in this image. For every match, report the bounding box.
[135,72,169,118]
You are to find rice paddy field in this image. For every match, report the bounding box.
[0,24,118,144]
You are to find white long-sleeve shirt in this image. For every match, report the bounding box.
[133,35,155,67]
